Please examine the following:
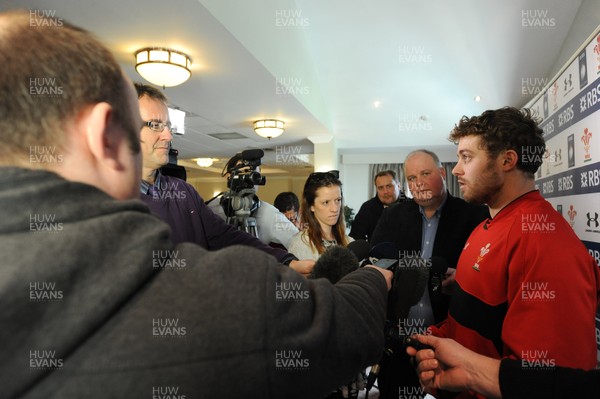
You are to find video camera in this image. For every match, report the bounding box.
[217,149,268,237]
[227,149,266,193]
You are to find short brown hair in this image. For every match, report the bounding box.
[449,107,545,177]
[134,82,168,102]
[0,10,139,165]
[374,170,397,184]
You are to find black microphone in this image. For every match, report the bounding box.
[430,256,449,293]
[365,256,430,394]
[390,257,430,320]
[310,245,359,284]
[368,242,399,270]
[369,241,397,259]
[366,254,440,395]
[346,239,370,263]
[240,148,264,161]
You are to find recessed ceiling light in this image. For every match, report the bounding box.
[474,96,482,102]
[373,101,382,108]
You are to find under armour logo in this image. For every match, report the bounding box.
[564,73,572,91]
[587,212,599,228]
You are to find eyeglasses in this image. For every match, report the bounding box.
[143,120,176,134]
[308,170,340,182]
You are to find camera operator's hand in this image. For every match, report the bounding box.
[289,259,315,277]
[363,265,393,291]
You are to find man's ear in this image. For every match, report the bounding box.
[439,166,447,179]
[82,102,123,170]
[501,149,519,170]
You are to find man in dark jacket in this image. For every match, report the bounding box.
[0,10,392,398]
[135,83,313,276]
[350,170,406,241]
[371,150,488,398]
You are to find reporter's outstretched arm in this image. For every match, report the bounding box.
[264,253,391,397]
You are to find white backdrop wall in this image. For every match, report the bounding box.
[526,24,600,364]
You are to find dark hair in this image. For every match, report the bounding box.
[300,171,348,255]
[134,82,168,102]
[374,170,398,184]
[274,192,299,213]
[449,107,545,177]
[0,10,139,164]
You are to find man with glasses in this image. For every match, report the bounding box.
[274,191,302,230]
[350,170,406,242]
[0,11,393,397]
[135,83,314,276]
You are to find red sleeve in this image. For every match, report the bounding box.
[428,319,448,338]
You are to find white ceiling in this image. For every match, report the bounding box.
[2,0,595,177]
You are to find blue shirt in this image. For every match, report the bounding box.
[408,192,448,328]
[419,192,448,259]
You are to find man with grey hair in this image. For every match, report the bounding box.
[350,170,406,242]
[0,10,393,398]
[371,149,488,399]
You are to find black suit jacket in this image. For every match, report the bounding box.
[371,192,489,323]
[350,194,407,242]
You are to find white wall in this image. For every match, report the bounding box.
[340,163,371,216]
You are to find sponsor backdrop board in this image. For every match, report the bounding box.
[526,25,600,364]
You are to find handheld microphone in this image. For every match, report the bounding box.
[368,242,399,270]
[403,336,433,351]
[364,244,428,395]
[429,256,449,292]
[390,258,430,320]
[310,245,359,284]
[346,239,370,263]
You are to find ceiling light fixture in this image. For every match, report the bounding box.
[135,47,192,87]
[254,119,284,139]
[196,158,214,168]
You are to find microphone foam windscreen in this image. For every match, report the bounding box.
[388,258,430,320]
[346,239,370,261]
[311,245,359,284]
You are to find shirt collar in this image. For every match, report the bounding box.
[418,190,448,219]
[140,170,162,195]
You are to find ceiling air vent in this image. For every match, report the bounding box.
[207,132,247,140]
